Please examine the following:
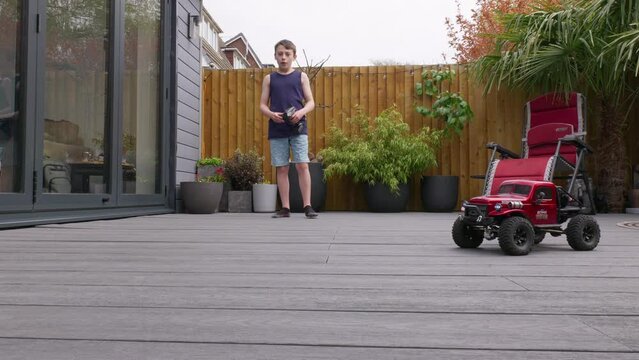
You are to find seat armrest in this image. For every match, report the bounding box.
[560,135,593,153]
[486,142,520,159]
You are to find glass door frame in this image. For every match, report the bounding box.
[115,0,171,207]
[0,0,36,213]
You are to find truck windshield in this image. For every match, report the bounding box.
[498,184,531,196]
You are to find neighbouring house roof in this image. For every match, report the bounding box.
[222,33,263,69]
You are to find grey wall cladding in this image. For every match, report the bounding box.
[174,0,202,211]
[175,0,202,186]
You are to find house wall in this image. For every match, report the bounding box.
[227,38,248,56]
[175,0,202,187]
[224,51,234,67]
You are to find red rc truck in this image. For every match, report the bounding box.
[453,179,600,255]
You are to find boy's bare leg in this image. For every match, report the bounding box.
[296,162,318,218]
[276,165,290,208]
[272,165,291,218]
[296,162,311,207]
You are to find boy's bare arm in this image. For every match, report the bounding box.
[260,74,283,123]
[290,72,315,123]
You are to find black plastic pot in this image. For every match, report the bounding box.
[364,183,410,212]
[421,175,459,212]
[288,162,327,212]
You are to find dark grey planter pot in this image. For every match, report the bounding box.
[288,162,327,212]
[228,190,253,213]
[421,175,459,212]
[364,183,410,212]
[180,181,223,214]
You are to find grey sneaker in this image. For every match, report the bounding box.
[304,205,318,219]
[272,207,290,218]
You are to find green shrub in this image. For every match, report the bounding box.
[196,156,224,168]
[319,106,440,194]
[223,149,264,191]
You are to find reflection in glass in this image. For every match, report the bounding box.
[43,0,109,194]
[0,0,22,193]
[124,0,162,194]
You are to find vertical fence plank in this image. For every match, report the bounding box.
[219,70,229,159]
[201,70,211,157]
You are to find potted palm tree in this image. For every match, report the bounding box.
[471,0,638,212]
[416,68,473,212]
[319,106,439,212]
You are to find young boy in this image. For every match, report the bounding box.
[259,39,318,218]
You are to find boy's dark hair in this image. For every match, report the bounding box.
[274,39,296,55]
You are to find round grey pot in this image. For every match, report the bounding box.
[364,183,410,212]
[180,181,223,214]
[420,175,459,212]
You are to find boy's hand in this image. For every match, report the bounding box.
[290,110,304,123]
[271,112,284,123]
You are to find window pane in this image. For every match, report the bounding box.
[124,0,161,194]
[44,0,110,194]
[0,0,22,193]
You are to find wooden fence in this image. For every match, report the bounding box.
[201,65,637,211]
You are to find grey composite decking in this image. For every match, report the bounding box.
[0,212,638,359]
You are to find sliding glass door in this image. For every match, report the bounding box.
[0,0,31,212]
[0,0,168,214]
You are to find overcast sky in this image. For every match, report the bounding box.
[202,0,478,67]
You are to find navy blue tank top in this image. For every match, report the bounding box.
[268,70,307,139]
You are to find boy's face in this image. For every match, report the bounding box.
[274,45,296,71]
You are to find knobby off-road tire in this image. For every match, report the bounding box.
[498,217,535,255]
[452,217,484,248]
[566,215,600,251]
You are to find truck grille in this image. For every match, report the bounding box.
[465,204,487,218]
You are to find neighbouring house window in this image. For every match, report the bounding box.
[209,28,216,49]
[200,21,217,50]
[234,53,245,69]
[123,0,162,194]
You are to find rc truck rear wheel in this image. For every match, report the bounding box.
[566,215,600,251]
[452,217,484,248]
[498,217,534,255]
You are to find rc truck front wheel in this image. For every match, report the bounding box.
[566,215,600,251]
[498,217,534,255]
[452,217,484,248]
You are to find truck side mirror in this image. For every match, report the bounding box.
[535,191,546,205]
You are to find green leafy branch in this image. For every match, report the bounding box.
[416,69,473,137]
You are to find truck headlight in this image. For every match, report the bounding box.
[494,203,502,211]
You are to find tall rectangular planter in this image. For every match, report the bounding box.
[227,190,252,213]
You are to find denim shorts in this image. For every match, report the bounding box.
[269,135,309,167]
